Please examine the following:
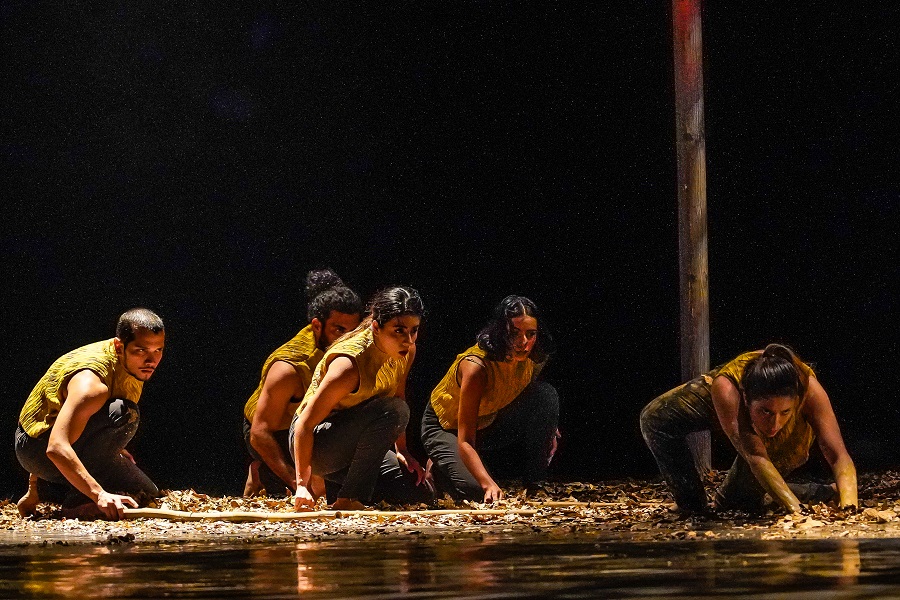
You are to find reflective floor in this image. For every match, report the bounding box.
[2,533,899,598]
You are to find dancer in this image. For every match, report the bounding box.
[242,269,362,496]
[421,295,560,502]
[15,308,165,520]
[291,286,431,510]
[640,343,857,513]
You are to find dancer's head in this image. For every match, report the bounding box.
[343,286,425,360]
[477,295,553,363]
[742,343,808,438]
[304,269,363,349]
[115,308,165,381]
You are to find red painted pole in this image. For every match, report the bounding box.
[673,0,710,472]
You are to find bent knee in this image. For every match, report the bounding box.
[373,396,410,427]
[639,398,666,440]
[527,381,560,415]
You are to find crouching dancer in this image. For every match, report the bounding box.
[422,295,560,502]
[291,286,433,511]
[15,308,165,520]
[242,269,362,496]
[640,343,857,514]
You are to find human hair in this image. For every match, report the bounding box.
[476,295,554,363]
[337,286,425,342]
[742,343,809,403]
[304,269,363,324]
[116,308,164,348]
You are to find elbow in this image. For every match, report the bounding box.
[248,424,268,449]
[742,452,769,471]
[823,446,854,470]
[46,441,67,461]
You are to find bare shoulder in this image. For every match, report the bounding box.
[65,369,110,401]
[264,360,302,385]
[802,376,833,413]
[459,356,488,382]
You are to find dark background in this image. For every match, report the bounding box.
[2,2,898,499]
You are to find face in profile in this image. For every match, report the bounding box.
[372,315,420,360]
[314,311,361,349]
[747,395,797,438]
[116,329,165,381]
[508,314,538,362]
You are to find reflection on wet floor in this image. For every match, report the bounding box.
[2,534,900,598]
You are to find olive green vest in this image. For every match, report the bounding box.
[243,325,323,421]
[430,344,542,430]
[298,327,410,415]
[19,339,143,438]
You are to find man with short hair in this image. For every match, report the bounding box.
[15,308,165,520]
[243,271,362,496]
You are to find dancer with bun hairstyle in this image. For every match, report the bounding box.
[421,296,560,502]
[641,344,857,513]
[290,286,431,511]
[242,269,363,496]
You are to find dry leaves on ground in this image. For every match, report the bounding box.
[5,471,900,545]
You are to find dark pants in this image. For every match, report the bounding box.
[421,381,560,501]
[15,398,159,507]
[640,378,836,512]
[639,376,714,512]
[242,418,294,495]
[289,396,432,505]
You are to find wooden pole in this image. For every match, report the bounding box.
[672,0,710,473]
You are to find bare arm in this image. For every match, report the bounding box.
[802,376,858,508]
[456,358,502,502]
[46,370,138,520]
[250,361,304,492]
[711,375,802,513]
[393,346,425,484]
[292,357,359,509]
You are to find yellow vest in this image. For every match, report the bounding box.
[243,325,323,421]
[429,344,542,430]
[713,350,816,473]
[298,327,410,415]
[19,339,144,438]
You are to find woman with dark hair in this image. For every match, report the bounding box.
[421,295,560,502]
[640,343,857,513]
[290,286,432,511]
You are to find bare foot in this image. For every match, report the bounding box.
[243,461,262,497]
[331,498,366,511]
[17,474,39,517]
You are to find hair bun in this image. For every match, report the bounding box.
[305,269,345,301]
[762,343,795,362]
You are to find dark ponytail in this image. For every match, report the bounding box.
[742,343,809,403]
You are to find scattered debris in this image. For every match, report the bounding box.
[5,472,900,545]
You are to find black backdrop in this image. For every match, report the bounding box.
[3,2,898,498]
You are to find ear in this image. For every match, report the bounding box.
[311,318,323,339]
[114,337,124,355]
[371,319,380,334]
